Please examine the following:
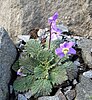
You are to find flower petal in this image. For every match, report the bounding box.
[48,12,58,23]
[51,22,61,34]
[58,53,65,58]
[55,48,65,58]
[65,42,75,48]
[53,12,58,21]
[55,48,62,55]
[68,48,76,54]
[60,42,66,48]
[51,34,58,41]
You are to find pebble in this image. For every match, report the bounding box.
[64,86,72,94]
[24,90,32,99]
[83,70,92,78]
[65,90,76,100]
[18,94,27,100]
[18,35,30,42]
[74,61,80,66]
[73,79,78,85]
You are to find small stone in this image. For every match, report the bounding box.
[64,86,72,93]
[73,36,80,40]
[74,61,80,66]
[24,90,32,99]
[83,70,92,78]
[90,37,92,40]
[91,48,92,53]
[18,94,27,100]
[45,28,49,32]
[55,88,66,100]
[37,29,45,37]
[65,90,76,100]
[18,35,30,42]
[73,79,78,85]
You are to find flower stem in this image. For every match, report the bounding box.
[48,23,52,49]
[50,58,61,68]
[22,66,33,74]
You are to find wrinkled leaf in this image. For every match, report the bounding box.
[50,66,68,85]
[37,50,54,64]
[34,65,49,79]
[25,39,42,57]
[13,75,34,92]
[31,79,52,97]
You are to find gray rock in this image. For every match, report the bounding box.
[83,70,92,78]
[75,76,92,100]
[0,0,92,42]
[65,90,76,100]
[73,79,78,85]
[18,94,27,100]
[38,88,66,100]
[0,27,17,100]
[24,90,32,99]
[18,35,30,42]
[78,38,92,68]
[64,86,72,92]
[74,61,80,67]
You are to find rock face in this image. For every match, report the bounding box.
[38,88,66,100]
[75,76,92,100]
[78,38,92,68]
[0,27,17,100]
[0,0,92,41]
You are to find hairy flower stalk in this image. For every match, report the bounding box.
[48,23,52,49]
[48,12,61,49]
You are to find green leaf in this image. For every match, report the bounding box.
[34,65,49,79]
[37,50,54,64]
[31,79,52,97]
[13,75,34,92]
[50,66,68,85]
[12,60,20,72]
[61,61,74,69]
[19,56,39,74]
[25,39,42,57]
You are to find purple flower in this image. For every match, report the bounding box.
[55,42,76,58]
[17,67,26,77]
[51,20,62,40]
[48,12,58,23]
[51,21,61,34]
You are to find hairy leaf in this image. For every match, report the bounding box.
[25,39,42,57]
[50,66,68,85]
[31,79,52,97]
[13,75,34,92]
[34,65,49,79]
[37,50,54,65]
[12,60,20,72]
[61,61,74,69]
[19,56,39,74]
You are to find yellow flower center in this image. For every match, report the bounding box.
[62,48,69,55]
[56,20,59,24]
